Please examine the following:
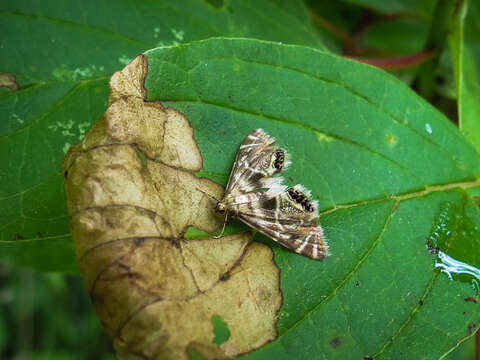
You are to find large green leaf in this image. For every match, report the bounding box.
[142,38,480,359]
[0,0,323,272]
[449,0,480,152]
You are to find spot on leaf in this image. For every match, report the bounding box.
[385,133,397,146]
[0,73,19,91]
[316,132,334,142]
[329,336,341,348]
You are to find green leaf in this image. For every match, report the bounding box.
[0,235,77,273]
[143,38,480,359]
[449,0,480,152]
[0,0,323,272]
[343,0,437,20]
[443,332,476,360]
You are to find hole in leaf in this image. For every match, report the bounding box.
[133,146,147,166]
[211,314,230,345]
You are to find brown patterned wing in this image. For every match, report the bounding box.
[225,129,289,195]
[238,213,328,260]
[235,185,328,260]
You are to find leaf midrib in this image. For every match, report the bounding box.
[0,233,70,243]
[268,199,396,353]
[158,45,478,173]
[177,98,426,183]
[259,183,479,356]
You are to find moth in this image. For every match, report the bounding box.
[215,129,329,260]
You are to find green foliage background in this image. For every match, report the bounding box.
[1,0,479,359]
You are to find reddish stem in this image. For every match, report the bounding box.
[345,50,437,70]
[310,12,350,42]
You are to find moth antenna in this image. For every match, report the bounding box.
[214,212,228,239]
[194,186,222,203]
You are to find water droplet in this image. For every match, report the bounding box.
[425,123,433,134]
[435,251,480,282]
[427,202,480,292]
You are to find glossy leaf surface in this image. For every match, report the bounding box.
[143,38,480,359]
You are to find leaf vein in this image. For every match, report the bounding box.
[273,200,396,347]
[175,99,425,184]
[0,10,153,47]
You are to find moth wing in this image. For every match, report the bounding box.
[235,186,328,260]
[238,184,319,222]
[225,129,289,194]
[238,213,328,260]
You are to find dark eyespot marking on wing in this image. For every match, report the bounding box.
[273,149,285,170]
[287,188,315,212]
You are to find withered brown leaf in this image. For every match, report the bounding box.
[63,55,282,360]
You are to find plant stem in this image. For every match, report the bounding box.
[415,0,463,100]
[347,50,437,70]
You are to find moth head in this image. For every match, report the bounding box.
[215,202,227,214]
